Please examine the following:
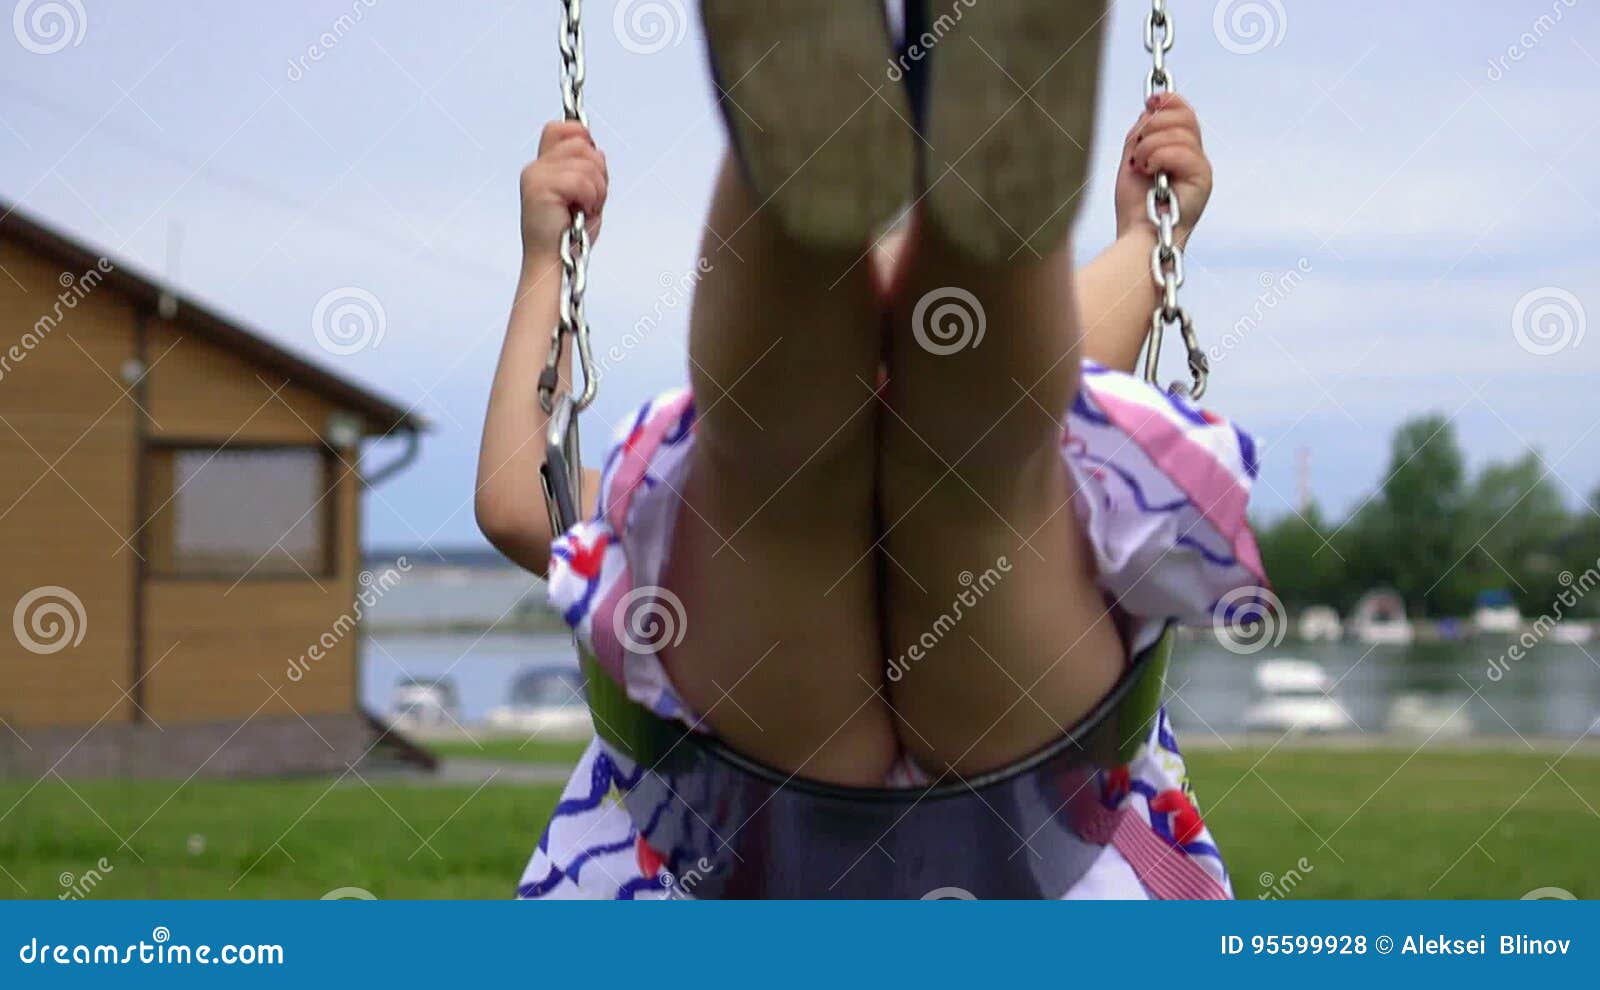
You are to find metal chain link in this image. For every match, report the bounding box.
[539,0,599,414]
[1141,0,1208,400]
[541,0,1204,412]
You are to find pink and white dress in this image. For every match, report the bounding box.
[519,361,1266,900]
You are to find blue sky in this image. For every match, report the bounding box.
[3,0,1597,549]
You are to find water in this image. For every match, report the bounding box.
[361,631,579,725]
[1167,636,1600,740]
[364,564,549,630]
[360,628,1600,739]
[356,563,1599,738]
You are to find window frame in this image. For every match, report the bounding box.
[141,439,341,582]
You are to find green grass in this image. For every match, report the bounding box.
[423,736,591,767]
[1188,746,1600,900]
[0,778,557,899]
[0,747,1594,899]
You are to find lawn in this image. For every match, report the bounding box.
[0,746,1594,899]
[0,777,554,900]
[1189,746,1598,900]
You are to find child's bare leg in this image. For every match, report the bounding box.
[882,4,1121,776]
[658,158,896,787]
[654,1,912,786]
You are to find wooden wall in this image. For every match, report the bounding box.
[0,242,136,728]
[139,319,363,723]
[1,232,365,730]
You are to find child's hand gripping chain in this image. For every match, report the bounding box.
[475,121,608,576]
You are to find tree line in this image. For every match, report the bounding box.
[1256,415,1599,619]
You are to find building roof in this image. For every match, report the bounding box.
[0,197,424,435]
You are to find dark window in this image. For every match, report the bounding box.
[146,446,335,578]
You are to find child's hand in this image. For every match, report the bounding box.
[520,120,609,259]
[1114,94,1212,247]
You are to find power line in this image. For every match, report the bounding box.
[0,74,513,284]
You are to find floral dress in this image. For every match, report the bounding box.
[521,362,1266,900]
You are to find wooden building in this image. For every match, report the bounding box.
[0,199,426,777]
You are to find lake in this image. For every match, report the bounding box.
[358,627,1600,739]
[1162,635,1599,740]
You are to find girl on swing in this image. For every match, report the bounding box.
[478,2,1265,899]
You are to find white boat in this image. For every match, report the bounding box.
[485,668,594,739]
[389,677,460,731]
[1471,591,1522,635]
[1353,618,1414,645]
[1550,621,1593,644]
[1242,659,1353,734]
[1386,693,1475,739]
[1351,589,1414,645]
[1296,605,1343,642]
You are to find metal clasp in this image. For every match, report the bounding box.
[540,392,583,536]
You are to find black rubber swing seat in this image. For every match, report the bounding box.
[580,625,1174,900]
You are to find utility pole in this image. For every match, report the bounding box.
[1296,446,1312,515]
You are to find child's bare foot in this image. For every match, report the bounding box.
[915,0,1108,261]
[701,0,912,247]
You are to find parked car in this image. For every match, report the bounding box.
[486,668,593,739]
[389,676,461,732]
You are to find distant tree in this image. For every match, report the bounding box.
[1368,415,1471,616]
[1255,504,1344,610]
[1574,486,1600,562]
[1252,418,1590,621]
[1326,497,1391,612]
[1462,451,1569,615]
[1551,483,1600,617]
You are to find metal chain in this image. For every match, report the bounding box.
[1141,0,1208,400]
[539,0,599,414]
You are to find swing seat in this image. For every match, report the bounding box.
[581,625,1174,899]
[543,392,1183,898]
